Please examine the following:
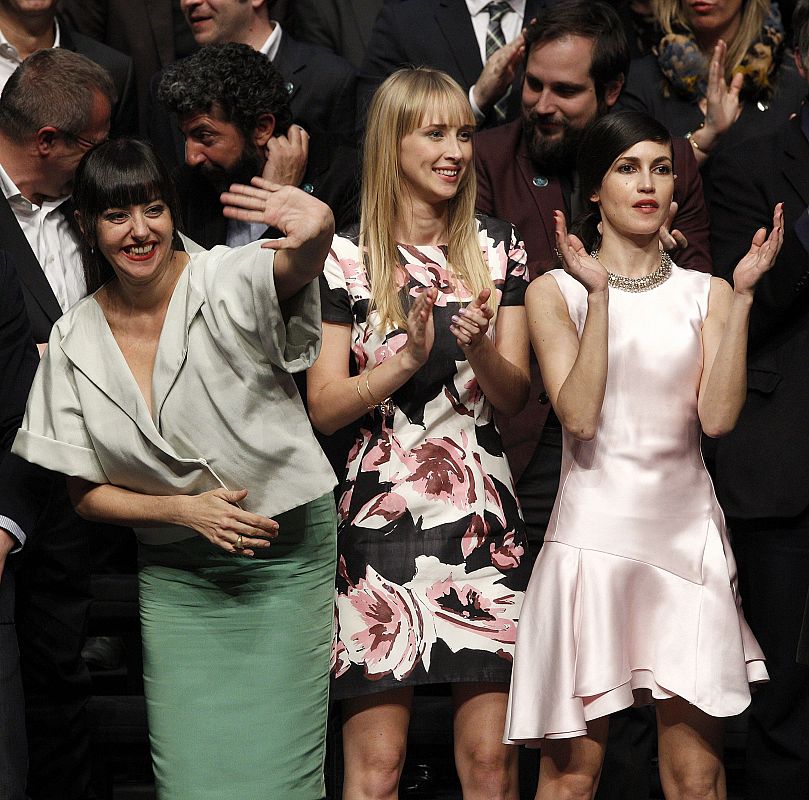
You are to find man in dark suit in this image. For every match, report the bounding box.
[58,0,198,135]
[149,0,357,181]
[157,42,358,243]
[294,0,383,68]
[706,4,809,796]
[0,48,119,800]
[0,0,137,135]
[358,0,547,127]
[0,256,38,800]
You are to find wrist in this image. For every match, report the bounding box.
[399,346,425,374]
[687,123,719,154]
[0,529,15,557]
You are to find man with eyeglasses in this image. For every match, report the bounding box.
[0,0,136,135]
[0,48,121,800]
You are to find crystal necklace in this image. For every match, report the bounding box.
[590,249,673,292]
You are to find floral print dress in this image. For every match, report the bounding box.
[321,215,531,700]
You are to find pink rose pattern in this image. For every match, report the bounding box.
[321,217,531,698]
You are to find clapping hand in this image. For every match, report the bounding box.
[452,288,493,352]
[220,177,334,252]
[472,34,525,113]
[554,210,608,294]
[402,286,437,371]
[701,39,743,141]
[732,203,784,296]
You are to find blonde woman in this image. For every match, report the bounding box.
[307,68,530,800]
[618,0,805,164]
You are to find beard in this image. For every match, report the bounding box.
[194,144,263,193]
[522,101,607,175]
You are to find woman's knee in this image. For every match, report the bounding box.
[661,763,724,800]
[456,738,516,792]
[343,737,407,797]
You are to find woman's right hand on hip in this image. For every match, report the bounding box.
[179,488,279,557]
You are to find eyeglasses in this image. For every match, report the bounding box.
[59,130,108,150]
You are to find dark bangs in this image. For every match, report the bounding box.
[73,138,181,223]
[73,139,184,292]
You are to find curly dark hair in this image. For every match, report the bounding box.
[157,42,293,138]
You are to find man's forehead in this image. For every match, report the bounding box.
[527,34,596,77]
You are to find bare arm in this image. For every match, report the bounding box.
[698,204,784,436]
[527,213,610,440]
[220,177,335,301]
[307,288,438,435]
[66,479,279,558]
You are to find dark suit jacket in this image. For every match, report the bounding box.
[0,194,74,344]
[474,117,712,478]
[708,114,809,520]
[58,15,138,136]
[58,0,182,135]
[358,0,544,128]
[0,256,41,800]
[294,0,383,69]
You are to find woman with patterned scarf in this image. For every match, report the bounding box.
[617,1,806,166]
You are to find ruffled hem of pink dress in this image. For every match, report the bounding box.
[504,525,768,746]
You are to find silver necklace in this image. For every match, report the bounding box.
[591,249,673,292]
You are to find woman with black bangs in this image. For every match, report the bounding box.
[505,110,781,799]
[11,138,338,799]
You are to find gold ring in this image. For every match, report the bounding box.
[235,534,244,551]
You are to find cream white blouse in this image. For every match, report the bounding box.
[13,238,336,545]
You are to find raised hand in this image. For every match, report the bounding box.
[701,39,743,141]
[658,201,688,252]
[219,177,334,252]
[261,124,309,187]
[402,286,437,370]
[554,210,608,294]
[179,487,279,557]
[451,288,494,352]
[732,203,784,295]
[472,34,525,112]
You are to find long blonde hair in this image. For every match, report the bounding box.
[359,67,494,331]
[654,0,770,80]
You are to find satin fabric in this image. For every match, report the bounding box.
[506,265,767,743]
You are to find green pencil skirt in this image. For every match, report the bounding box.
[137,493,337,800]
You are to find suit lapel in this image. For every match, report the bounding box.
[274,35,303,105]
[436,0,483,87]
[0,195,63,326]
[515,133,563,279]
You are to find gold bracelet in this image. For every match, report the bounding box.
[356,379,375,410]
[685,125,709,153]
[362,370,396,417]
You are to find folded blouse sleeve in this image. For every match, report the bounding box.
[201,242,323,373]
[11,327,107,485]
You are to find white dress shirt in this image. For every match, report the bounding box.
[0,162,85,313]
[0,19,61,92]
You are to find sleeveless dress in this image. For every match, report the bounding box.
[321,216,531,699]
[505,265,768,743]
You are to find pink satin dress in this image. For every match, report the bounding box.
[505,265,768,743]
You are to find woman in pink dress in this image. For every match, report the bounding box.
[506,110,781,799]
[307,68,531,799]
